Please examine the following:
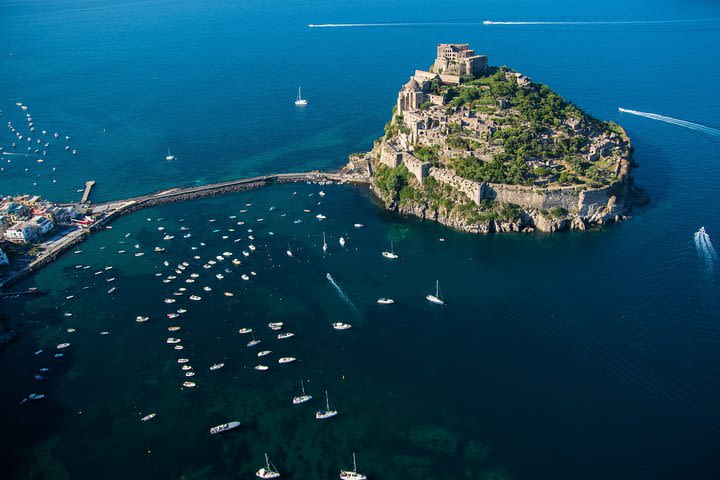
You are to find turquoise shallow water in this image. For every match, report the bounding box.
[2,1,720,479]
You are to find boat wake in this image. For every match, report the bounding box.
[618,108,720,141]
[326,273,361,317]
[694,227,718,274]
[308,19,708,28]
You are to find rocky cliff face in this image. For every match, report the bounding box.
[370,177,647,234]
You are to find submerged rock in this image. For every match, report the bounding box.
[408,424,459,455]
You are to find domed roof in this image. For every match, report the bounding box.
[406,77,420,90]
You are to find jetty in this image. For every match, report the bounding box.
[0,169,370,290]
[81,180,95,204]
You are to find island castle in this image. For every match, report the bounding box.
[358,43,642,233]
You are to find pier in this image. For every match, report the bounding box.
[81,180,95,204]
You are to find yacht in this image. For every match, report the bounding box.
[258,350,272,357]
[238,328,253,334]
[254,365,269,371]
[190,295,202,301]
[294,86,308,106]
[277,332,294,340]
[381,242,398,259]
[141,413,157,422]
[210,421,241,434]
[247,334,261,347]
[210,363,225,370]
[426,280,445,305]
[136,316,149,323]
[165,148,175,161]
[292,379,312,404]
[256,453,281,479]
[278,357,296,364]
[339,453,367,480]
[377,298,394,305]
[315,390,338,419]
[268,322,283,330]
[332,322,352,330]
[57,343,71,349]
[183,381,196,388]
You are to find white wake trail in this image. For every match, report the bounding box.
[308,19,711,28]
[326,273,361,316]
[619,108,720,139]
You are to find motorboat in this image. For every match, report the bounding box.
[210,363,225,370]
[141,413,156,422]
[210,421,241,434]
[278,357,296,364]
[254,365,269,371]
[332,323,351,330]
[377,298,394,305]
[258,350,272,357]
[277,332,294,339]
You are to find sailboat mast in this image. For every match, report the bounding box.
[353,453,357,472]
[325,390,329,410]
[301,380,305,395]
[436,280,439,297]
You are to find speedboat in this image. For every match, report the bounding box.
[377,298,394,305]
[168,326,180,331]
[353,223,363,228]
[190,295,201,301]
[224,292,234,297]
[278,357,296,364]
[141,413,156,422]
[315,391,338,419]
[210,421,241,434]
[57,343,71,349]
[256,453,280,479]
[254,365,269,371]
[339,453,367,480]
[136,316,149,323]
[166,338,181,344]
[164,298,176,304]
[293,379,312,404]
[332,323,351,330]
[238,328,253,334]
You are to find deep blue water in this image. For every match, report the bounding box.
[2,1,720,479]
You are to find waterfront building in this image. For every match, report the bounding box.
[4,222,37,244]
[31,215,54,235]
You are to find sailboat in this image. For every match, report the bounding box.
[322,232,328,253]
[292,379,312,404]
[294,86,308,106]
[315,390,338,419]
[339,453,367,480]
[256,453,280,479]
[165,148,175,161]
[381,242,398,259]
[426,280,444,305]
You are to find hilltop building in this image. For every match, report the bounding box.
[431,43,488,77]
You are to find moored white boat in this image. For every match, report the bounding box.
[426,280,445,305]
[315,390,338,419]
[332,322,351,330]
[256,453,281,478]
[293,379,312,404]
[377,298,394,305]
[210,421,241,434]
[339,453,367,480]
[278,357,296,364]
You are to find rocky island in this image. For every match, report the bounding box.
[345,43,646,233]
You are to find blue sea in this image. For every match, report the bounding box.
[2,1,720,479]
